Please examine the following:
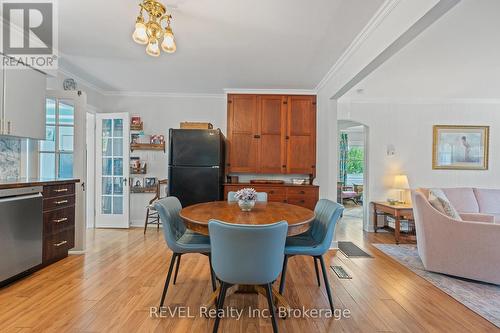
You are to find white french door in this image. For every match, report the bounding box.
[95,113,130,228]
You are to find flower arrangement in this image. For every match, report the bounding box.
[234,188,257,201]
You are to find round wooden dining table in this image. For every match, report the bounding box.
[179,201,316,236]
[179,201,316,314]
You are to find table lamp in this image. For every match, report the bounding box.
[393,174,410,204]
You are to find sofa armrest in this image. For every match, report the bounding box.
[459,213,495,223]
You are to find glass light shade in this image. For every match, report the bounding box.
[161,31,176,53]
[132,22,148,45]
[146,39,160,57]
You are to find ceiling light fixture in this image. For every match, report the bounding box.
[132,0,176,57]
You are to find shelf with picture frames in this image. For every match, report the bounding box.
[130,143,165,152]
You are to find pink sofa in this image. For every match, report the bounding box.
[412,188,500,285]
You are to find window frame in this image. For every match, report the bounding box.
[39,98,75,179]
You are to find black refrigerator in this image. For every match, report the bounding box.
[168,129,225,207]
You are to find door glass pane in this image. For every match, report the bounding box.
[59,100,74,125]
[102,196,112,214]
[113,119,123,137]
[113,197,123,214]
[102,119,112,137]
[40,153,56,179]
[58,126,74,152]
[40,126,56,151]
[46,99,56,125]
[113,138,123,157]
[102,177,113,195]
[100,116,126,217]
[58,153,73,178]
[113,177,123,194]
[113,158,123,176]
[102,158,112,175]
[102,139,112,156]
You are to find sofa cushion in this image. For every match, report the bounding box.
[473,188,500,215]
[441,188,479,213]
[429,189,462,220]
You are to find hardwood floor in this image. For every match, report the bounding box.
[0,210,497,332]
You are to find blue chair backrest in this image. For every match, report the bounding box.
[227,191,268,202]
[154,197,187,253]
[310,199,344,254]
[208,220,288,285]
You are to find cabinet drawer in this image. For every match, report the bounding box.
[43,195,75,211]
[43,206,75,236]
[287,187,317,196]
[259,187,286,201]
[286,197,317,210]
[43,183,75,198]
[43,228,74,263]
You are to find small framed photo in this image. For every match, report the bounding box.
[145,177,157,188]
[131,116,142,125]
[131,134,140,144]
[132,177,144,188]
[150,135,165,145]
[433,125,489,170]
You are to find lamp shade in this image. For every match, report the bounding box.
[393,174,410,189]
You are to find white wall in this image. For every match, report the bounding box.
[338,100,500,229]
[101,94,226,226]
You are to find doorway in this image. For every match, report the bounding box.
[338,120,368,232]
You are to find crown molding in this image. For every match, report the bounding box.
[339,97,500,105]
[57,67,106,95]
[102,91,225,98]
[223,88,317,95]
[315,0,402,92]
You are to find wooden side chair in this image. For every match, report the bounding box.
[144,179,168,234]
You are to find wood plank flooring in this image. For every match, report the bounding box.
[0,209,497,332]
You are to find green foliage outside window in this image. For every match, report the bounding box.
[347,147,364,174]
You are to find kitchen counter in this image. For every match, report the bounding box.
[0,178,80,190]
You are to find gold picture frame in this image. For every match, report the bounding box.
[432,125,489,170]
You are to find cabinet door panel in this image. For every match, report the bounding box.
[258,96,286,173]
[232,95,257,133]
[4,65,46,139]
[227,95,259,173]
[287,96,316,175]
[287,136,314,174]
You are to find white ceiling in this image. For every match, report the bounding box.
[343,0,500,100]
[58,0,384,94]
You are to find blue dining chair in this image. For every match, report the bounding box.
[278,199,343,312]
[209,220,288,333]
[227,191,268,202]
[154,197,217,308]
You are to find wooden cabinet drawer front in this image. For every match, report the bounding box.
[259,187,286,201]
[43,183,75,198]
[287,187,317,197]
[43,228,74,263]
[286,197,316,210]
[43,207,75,236]
[43,195,75,211]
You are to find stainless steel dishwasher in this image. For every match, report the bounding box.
[0,186,43,283]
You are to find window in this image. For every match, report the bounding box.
[39,98,74,178]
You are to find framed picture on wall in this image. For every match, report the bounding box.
[432,125,489,170]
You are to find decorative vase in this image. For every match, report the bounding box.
[238,199,256,212]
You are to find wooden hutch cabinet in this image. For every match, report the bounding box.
[226,93,318,210]
[227,94,316,177]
